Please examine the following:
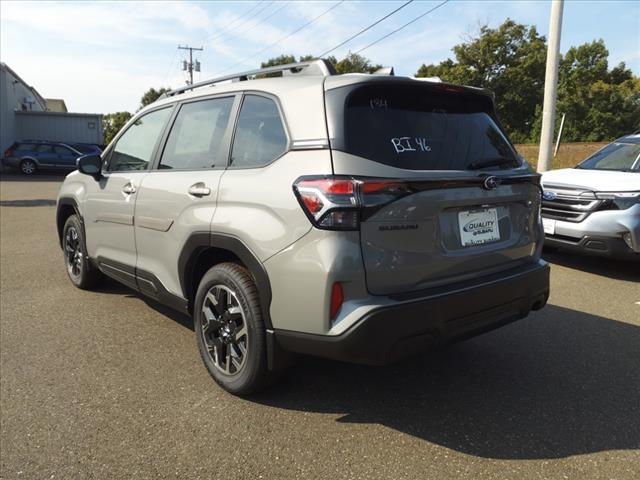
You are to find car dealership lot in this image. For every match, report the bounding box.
[1,175,639,480]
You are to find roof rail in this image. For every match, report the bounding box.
[159,58,336,100]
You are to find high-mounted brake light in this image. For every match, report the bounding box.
[434,84,466,94]
[293,176,412,230]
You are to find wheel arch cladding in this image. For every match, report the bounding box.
[178,232,274,329]
[56,198,81,247]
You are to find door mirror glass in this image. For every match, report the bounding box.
[78,154,102,178]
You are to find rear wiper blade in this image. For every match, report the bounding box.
[468,157,519,170]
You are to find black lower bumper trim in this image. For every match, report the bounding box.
[275,260,550,365]
[545,235,640,259]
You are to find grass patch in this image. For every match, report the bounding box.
[514,142,608,170]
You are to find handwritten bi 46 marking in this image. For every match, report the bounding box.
[391,137,432,154]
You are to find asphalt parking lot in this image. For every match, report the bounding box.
[1,174,639,480]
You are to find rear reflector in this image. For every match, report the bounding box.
[330,282,344,320]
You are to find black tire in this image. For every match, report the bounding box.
[194,262,274,395]
[20,159,37,175]
[62,214,102,289]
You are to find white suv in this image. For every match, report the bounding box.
[541,134,640,259]
[56,60,549,394]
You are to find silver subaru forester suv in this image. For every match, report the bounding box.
[56,60,549,394]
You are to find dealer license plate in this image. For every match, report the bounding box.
[458,208,500,246]
[542,218,556,235]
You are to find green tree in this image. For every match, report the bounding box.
[530,40,640,142]
[327,52,382,74]
[260,52,382,75]
[139,87,171,110]
[416,19,547,143]
[103,111,132,145]
[260,54,299,68]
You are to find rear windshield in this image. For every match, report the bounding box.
[327,84,519,171]
[576,142,640,172]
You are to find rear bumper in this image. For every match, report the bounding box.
[275,260,550,365]
[545,234,640,259]
[1,157,20,168]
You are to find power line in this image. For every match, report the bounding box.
[198,1,274,44]
[354,0,450,55]
[214,1,291,47]
[218,0,345,74]
[161,47,179,85]
[317,0,414,58]
[196,1,265,43]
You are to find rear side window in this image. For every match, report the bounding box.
[159,97,234,170]
[327,84,518,171]
[109,107,172,172]
[230,95,287,168]
[16,143,35,152]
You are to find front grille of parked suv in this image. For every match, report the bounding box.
[541,186,604,223]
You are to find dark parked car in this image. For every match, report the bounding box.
[2,140,92,175]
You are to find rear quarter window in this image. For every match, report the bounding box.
[230,95,288,169]
[15,143,36,152]
[327,83,518,171]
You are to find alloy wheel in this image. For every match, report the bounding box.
[201,285,249,376]
[21,160,36,174]
[64,226,83,278]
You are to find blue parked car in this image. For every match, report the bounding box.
[2,140,101,175]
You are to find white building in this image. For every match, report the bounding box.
[1,62,103,155]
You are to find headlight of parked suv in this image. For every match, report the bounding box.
[595,191,640,210]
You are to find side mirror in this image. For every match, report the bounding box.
[78,155,102,179]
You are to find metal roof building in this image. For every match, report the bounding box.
[1,63,103,156]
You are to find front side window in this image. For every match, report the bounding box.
[230,95,288,168]
[159,97,234,170]
[54,146,73,155]
[577,142,640,172]
[108,107,172,172]
[36,144,53,153]
[72,145,95,154]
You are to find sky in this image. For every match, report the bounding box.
[1,0,638,113]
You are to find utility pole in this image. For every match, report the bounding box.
[178,45,203,85]
[537,0,564,172]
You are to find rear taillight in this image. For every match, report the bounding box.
[293,177,360,230]
[4,148,14,158]
[293,176,412,230]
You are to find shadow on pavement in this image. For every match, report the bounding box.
[543,248,640,282]
[89,265,640,460]
[250,305,640,460]
[0,172,68,182]
[96,278,195,332]
[0,199,57,207]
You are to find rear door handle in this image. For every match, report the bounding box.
[122,183,136,195]
[188,183,211,197]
